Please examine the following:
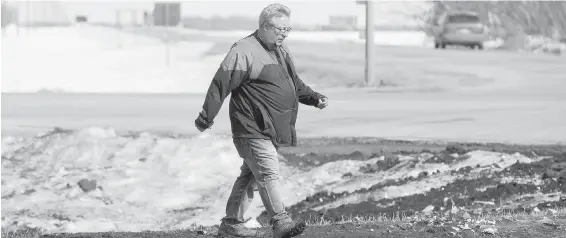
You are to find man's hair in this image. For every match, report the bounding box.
[259,3,291,27]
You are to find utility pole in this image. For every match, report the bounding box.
[365,0,375,86]
[357,0,375,86]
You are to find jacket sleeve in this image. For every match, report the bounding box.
[295,75,325,106]
[196,49,251,129]
[282,45,326,107]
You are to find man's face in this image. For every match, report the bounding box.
[264,16,291,46]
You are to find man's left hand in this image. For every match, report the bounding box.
[316,97,328,109]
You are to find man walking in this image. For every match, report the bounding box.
[194,3,328,237]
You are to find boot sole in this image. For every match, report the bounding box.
[278,221,306,238]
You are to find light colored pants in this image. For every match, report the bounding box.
[222,138,291,225]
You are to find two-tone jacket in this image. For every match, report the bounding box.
[195,30,325,147]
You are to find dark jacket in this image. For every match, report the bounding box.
[195,30,325,147]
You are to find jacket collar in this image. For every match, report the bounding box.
[252,30,276,51]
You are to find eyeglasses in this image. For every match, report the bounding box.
[265,22,292,34]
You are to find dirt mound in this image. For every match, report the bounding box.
[274,143,566,223]
[290,157,565,222]
[359,155,401,173]
[280,151,368,170]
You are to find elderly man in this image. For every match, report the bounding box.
[194,3,328,238]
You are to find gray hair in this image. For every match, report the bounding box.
[259,3,291,27]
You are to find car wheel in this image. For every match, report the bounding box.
[477,43,484,50]
[434,42,440,49]
[440,43,447,49]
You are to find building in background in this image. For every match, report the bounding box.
[1,2,18,27]
[3,1,71,27]
[152,2,181,26]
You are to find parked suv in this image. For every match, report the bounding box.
[431,10,488,50]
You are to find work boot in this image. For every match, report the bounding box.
[217,222,265,237]
[272,219,306,238]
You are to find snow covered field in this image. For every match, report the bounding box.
[1,26,432,94]
[1,26,221,93]
[2,26,566,233]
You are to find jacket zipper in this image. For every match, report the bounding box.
[275,47,296,98]
[274,47,298,145]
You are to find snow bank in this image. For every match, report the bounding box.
[1,26,221,93]
[1,127,342,232]
[1,126,537,233]
[2,127,249,232]
[525,35,566,55]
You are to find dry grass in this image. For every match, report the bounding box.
[306,207,566,227]
[3,207,564,237]
[1,227,43,238]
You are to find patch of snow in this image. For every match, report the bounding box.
[310,151,533,211]
[2,127,245,232]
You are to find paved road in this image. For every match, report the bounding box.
[3,89,565,144]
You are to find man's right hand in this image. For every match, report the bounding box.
[194,114,213,132]
[195,122,207,132]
